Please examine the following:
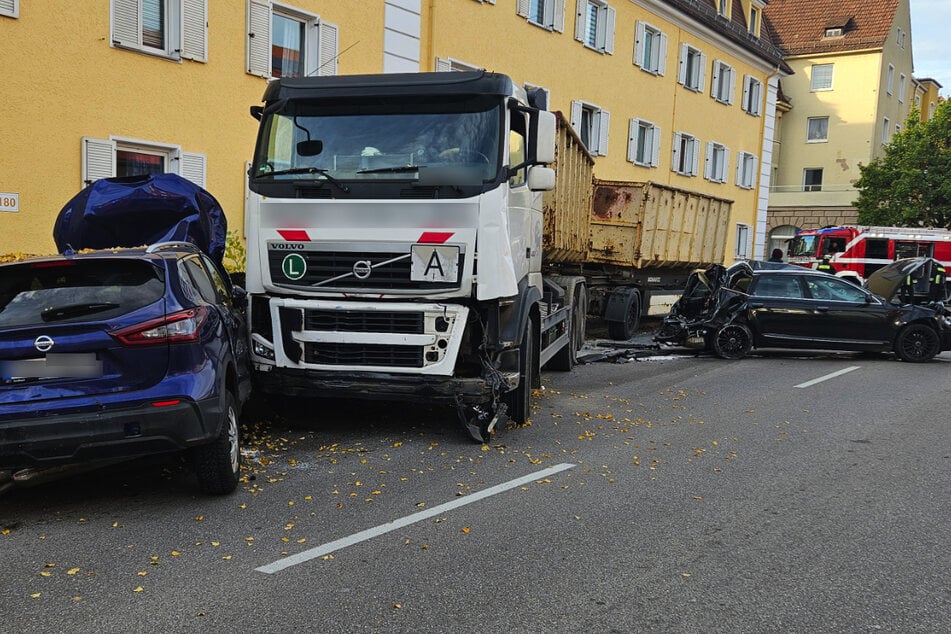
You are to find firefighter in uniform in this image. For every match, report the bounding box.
[816,255,834,273]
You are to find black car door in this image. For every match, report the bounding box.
[746,274,816,344]
[801,275,893,348]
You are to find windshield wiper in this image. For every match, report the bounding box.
[356,165,422,175]
[41,302,120,322]
[254,167,350,193]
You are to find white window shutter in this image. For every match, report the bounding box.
[247,0,271,77]
[650,126,661,167]
[752,81,761,114]
[180,152,207,188]
[751,156,759,187]
[598,109,610,156]
[435,57,452,72]
[677,44,687,85]
[711,60,720,98]
[552,0,565,31]
[727,68,735,104]
[736,152,744,185]
[742,75,751,112]
[672,132,682,172]
[318,21,339,76]
[658,32,668,76]
[720,146,730,182]
[112,0,139,48]
[516,0,529,17]
[181,0,208,62]
[690,139,699,176]
[570,100,583,132]
[82,137,116,187]
[746,226,754,257]
[633,22,645,67]
[0,0,19,18]
[574,1,585,42]
[603,6,615,54]
[627,119,638,162]
[704,141,713,179]
[697,52,707,92]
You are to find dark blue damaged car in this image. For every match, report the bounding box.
[0,174,251,494]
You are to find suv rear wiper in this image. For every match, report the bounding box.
[254,167,350,193]
[41,302,120,322]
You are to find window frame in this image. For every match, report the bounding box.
[704,141,729,184]
[803,168,823,192]
[672,131,700,177]
[0,0,19,18]
[678,43,706,92]
[517,0,565,32]
[806,116,829,143]
[735,151,757,189]
[735,223,752,259]
[247,0,339,79]
[886,64,895,95]
[711,59,735,104]
[898,73,906,103]
[111,0,207,62]
[882,117,891,144]
[628,118,661,168]
[633,20,667,75]
[570,100,610,156]
[575,0,615,54]
[810,63,834,91]
[742,75,762,116]
[82,136,207,188]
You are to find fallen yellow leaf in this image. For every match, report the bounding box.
[461,527,471,534]
[133,586,144,593]
[67,568,80,575]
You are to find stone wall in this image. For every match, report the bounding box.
[766,206,859,233]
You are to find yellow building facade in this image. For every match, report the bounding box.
[1,0,784,262]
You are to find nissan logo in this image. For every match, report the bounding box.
[353,260,372,279]
[34,335,54,353]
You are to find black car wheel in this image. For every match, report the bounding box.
[713,323,753,360]
[193,391,241,494]
[894,323,940,363]
[505,317,537,425]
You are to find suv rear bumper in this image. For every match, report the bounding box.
[0,397,222,468]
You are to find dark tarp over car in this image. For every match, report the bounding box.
[53,174,227,266]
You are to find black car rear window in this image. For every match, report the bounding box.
[0,259,165,328]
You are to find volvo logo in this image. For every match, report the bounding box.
[34,335,54,353]
[352,260,373,279]
[271,242,305,250]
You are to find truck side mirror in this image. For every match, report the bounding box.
[533,111,556,165]
[527,166,555,191]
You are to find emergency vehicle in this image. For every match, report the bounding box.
[786,225,951,284]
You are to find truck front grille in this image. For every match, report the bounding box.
[305,309,423,334]
[303,343,423,368]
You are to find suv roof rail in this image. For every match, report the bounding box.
[146,241,202,255]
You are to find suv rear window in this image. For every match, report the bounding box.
[0,259,165,328]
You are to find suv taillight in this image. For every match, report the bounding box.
[112,306,209,346]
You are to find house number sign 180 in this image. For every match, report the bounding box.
[0,193,19,212]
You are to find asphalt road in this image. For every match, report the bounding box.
[2,345,950,633]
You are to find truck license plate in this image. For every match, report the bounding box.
[411,245,458,282]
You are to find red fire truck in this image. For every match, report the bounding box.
[787,225,951,284]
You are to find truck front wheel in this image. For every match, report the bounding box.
[505,316,537,425]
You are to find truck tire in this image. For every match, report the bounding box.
[192,391,241,495]
[607,288,641,341]
[505,316,536,425]
[547,282,587,371]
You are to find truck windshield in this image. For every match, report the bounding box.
[251,96,502,186]
[788,235,816,257]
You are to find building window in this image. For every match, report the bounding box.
[898,74,906,103]
[672,132,700,177]
[628,119,660,167]
[748,6,759,37]
[735,224,751,259]
[435,57,481,72]
[575,0,615,53]
[634,21,667,75]
[807,117,829,142]
[704,142,729,183]
[811,63,833,91]
[82,137,206,188]
[897,27,906,48]
[886,64,894,95]
[711,60,735,104]
[882,117,891,143]
[742,75,762,116]
[247,1,339,78]
[717,0,730,18]
[736,151,757,189]
[519,0,565,32]
[112,0,207,62]
[678,44,706,92]
[570,100,610,156]
[803,168,823,192]
[0,0,18,18]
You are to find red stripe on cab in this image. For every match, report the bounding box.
[417,232,454,244]
[278,230,311,241]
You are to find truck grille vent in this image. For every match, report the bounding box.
[400,187,439,199]
[295,187,333,199]
[305,310,423,334]
[304,343,423,368]
[268,251,462,291]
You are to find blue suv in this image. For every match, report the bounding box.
[0,175,251,495]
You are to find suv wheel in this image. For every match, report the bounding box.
[713,323,753,360]
[193,391,240,494]
[894,323,940,363]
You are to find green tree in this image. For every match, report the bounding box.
[854,99,951,227]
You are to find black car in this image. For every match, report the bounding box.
[0,174,250,495]
[655,258,951,362]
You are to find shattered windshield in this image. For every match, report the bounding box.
[788,235,816,257]
[251,95,502,186]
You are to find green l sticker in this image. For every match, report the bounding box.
[282,253,306,280]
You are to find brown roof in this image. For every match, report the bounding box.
[763,0,900,56]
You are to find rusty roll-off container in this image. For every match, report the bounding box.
[588,180,732,270]
[541,113,594,264]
